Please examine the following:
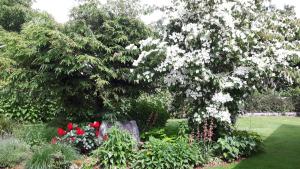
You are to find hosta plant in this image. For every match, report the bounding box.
[132,137,204,169]
[214,130,263,162]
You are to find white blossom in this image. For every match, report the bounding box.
[212,92,233,104]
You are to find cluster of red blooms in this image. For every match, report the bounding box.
[57,121,101,137]
[52,121,102,144]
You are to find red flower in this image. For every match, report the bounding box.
[76,127,85,135]
[57,128,66,136]
[103,134,109,141]
[70,137,76,142]
[90,121,101,128]
[67,122,73,131]
[51,137,57,144]
[95,130,100,137]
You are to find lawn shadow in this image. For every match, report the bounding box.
[233,124,300,169]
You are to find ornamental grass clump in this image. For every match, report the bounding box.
[0,137,30,168]
[26,143,79,169]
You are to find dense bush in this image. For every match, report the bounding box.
[14,124,57,147]
[26,144,79,169]
[0,114,14,136]
[214,130,263,162]
[244,91,296,112]
[281,87,300,112]
[0,93,60,123]
[92,126,137,169]
[129,91,171,132]
[0,138,30,168]
[132,137,203,169]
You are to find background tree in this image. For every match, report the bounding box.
[1,0,153,122]
[0,0,33,32]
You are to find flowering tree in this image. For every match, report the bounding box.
[128,0,300,125]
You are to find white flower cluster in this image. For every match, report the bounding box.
[128,0,300,124]
[212,92,233,104]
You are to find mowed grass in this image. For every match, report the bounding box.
[166,116,300,169]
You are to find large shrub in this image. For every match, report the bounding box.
[26,144,79,169]
[92,126,137,169]
[132,137,204,169]
[0,138,30,168]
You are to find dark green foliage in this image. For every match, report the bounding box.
[129,92,171,132]
[244,91,296,112]
[132,138,204,169]
[0,138,30,168]
[14,124,57,147]
[0,114,14,136]
[281,87,300,112]
[0,22,61,123]
[0,0,33,32]
[26,144,79,169]
[214,130,263,162]
[0,93,60,123]
[0,0,153,121]
[92,126,137,169]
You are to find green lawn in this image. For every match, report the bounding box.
[166,116,300,169]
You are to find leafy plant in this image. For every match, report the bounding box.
[26,143,79,169]
[132,137,203,169]
[92,126,137,169]
[214,130,263,162]
[0,89,60,123]
[141,128,175,142]
[232,130,263,156]
[0,137,30,168]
